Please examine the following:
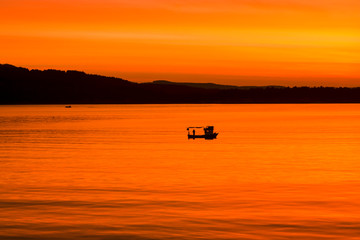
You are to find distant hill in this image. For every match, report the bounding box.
[151,80,284,90]
[1,64,360,104]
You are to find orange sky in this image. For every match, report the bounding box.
[1,0,359,86]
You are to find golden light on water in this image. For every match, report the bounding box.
[1,104,360,238]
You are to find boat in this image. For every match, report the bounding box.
[187,126,219,140]
[65,105,72,108]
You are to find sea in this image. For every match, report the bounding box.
[1,104,360,239]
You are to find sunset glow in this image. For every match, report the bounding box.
[1,0,359,86]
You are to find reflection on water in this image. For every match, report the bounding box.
[1,104,360,239]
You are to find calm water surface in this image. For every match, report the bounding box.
[1,104,360,239]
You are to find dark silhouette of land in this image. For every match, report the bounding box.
[1,64,360,104]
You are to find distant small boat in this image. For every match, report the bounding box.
[65,105,72,108]
[187,126,218,140]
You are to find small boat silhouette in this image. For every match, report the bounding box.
[65,105,72,108]
[187,126,218,140]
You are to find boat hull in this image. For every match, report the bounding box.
[188,133,218,140]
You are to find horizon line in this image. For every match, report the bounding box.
[2,63,360,88]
